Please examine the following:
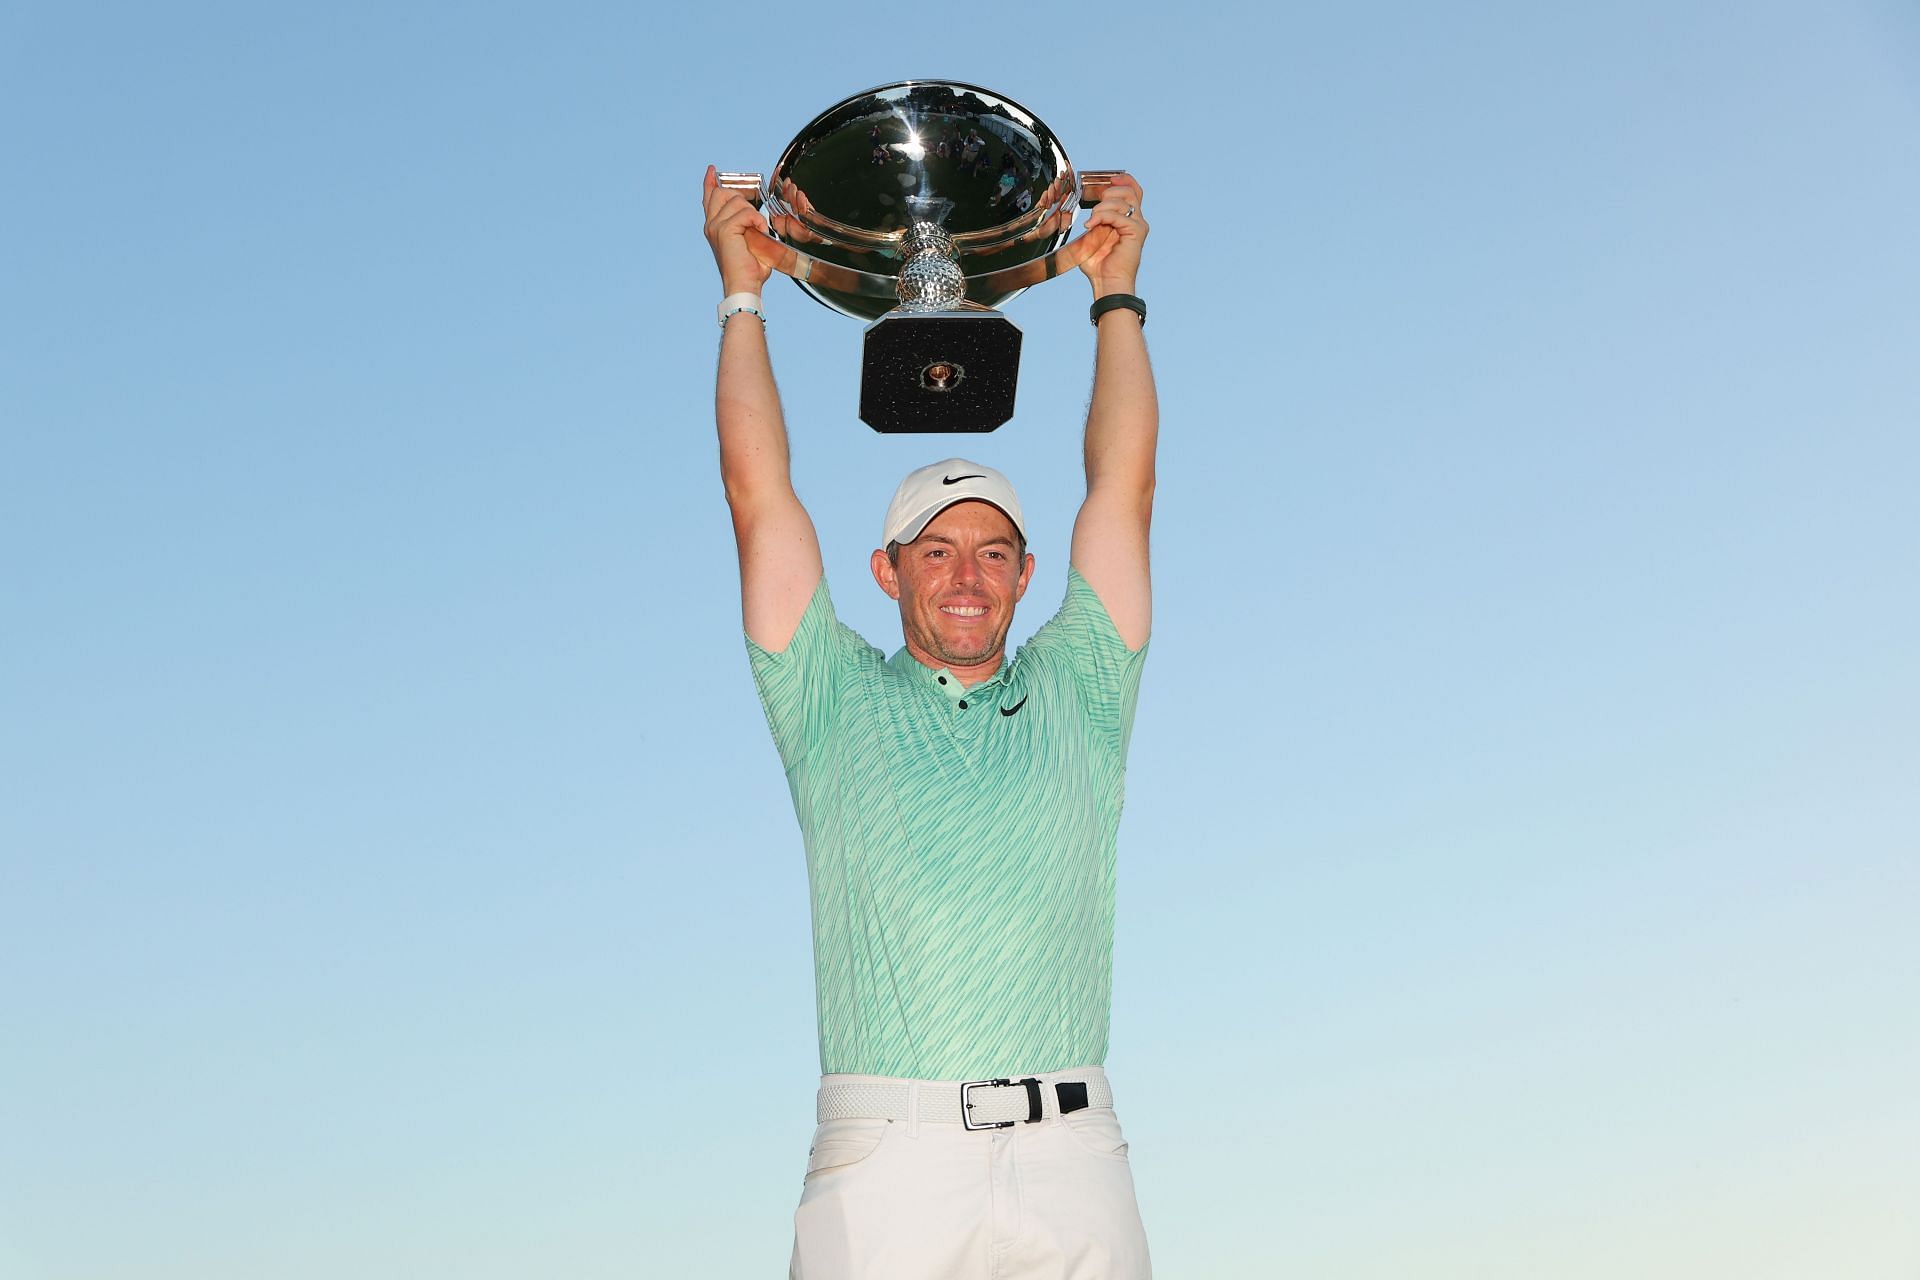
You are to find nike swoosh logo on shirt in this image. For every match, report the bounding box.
[1000,696,1029,717]
[942,474,985,485]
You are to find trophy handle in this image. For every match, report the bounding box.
[714,168,1130,301]
[714,172,767,206]
[1076,170,1128,209]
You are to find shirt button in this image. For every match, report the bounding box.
[937,676,947,685]
[958,700,969,709]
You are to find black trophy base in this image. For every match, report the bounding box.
[860,310,1023,433]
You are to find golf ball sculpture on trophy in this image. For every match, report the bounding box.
[721,80,1126,433]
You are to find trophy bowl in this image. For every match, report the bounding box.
[721,80,1123,433]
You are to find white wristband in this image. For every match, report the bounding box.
[718,292,765,329]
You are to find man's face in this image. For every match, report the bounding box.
[871,500,1034,677]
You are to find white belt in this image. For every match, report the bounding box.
[817,1067,1115,1131]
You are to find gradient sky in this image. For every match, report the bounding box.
[4,2,1918,1277]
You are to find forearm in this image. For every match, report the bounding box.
[1083,311,1158,503]
[715,316,795,508]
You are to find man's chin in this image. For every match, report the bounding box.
[945,651,996,668]
[926,632,1002,669]
[911,615,1010,670]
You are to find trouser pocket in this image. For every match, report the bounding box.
[1060,1107,1131,1161]
[803,1117,893,1181]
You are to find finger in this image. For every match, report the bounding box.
[1093,209,1144,237]
[718,197,764,228]
[705,182,749,223]
[719,208,770,247]
[1097,181,1142,217]
[721,214,765,246]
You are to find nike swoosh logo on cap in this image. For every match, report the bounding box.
[1000,696,1029,717]
[942,474,986,485]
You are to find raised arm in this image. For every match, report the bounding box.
[1068,176,1157,650]
[704,165,823,651]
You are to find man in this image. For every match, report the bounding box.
[959,126,987,174]
[702,164,1158,1280]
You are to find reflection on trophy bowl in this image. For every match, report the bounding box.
[726,80,1122,433]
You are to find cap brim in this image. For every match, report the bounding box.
[891,496,1023,547]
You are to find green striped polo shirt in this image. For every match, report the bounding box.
[748,567,1148,1081]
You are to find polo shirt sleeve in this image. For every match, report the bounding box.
[1018,566,1150,760]
[745,575,867,771]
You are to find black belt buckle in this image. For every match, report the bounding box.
[960,1077,1044,1131]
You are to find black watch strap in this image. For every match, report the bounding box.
[1089,293,1147,328]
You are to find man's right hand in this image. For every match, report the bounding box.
[703,165,773,296]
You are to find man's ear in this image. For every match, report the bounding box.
[871,547,901,600]
[1014,551,1035,602]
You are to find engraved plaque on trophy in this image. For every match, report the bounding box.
[720,81,1125,433]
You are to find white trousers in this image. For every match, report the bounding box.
[790,1066,1152,1280]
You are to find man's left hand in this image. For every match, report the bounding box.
[1078,176,1148,298]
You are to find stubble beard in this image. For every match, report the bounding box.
[913,605,1009,670]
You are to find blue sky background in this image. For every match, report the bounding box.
[4,2,1917,1276]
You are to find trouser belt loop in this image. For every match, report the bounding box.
[907,1079,920,1138]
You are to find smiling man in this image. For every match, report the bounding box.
[872,469,1033,682]
[703,165,1159,1280]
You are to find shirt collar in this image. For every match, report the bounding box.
[888,647,1011,700]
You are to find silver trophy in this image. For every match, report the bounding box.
[721,81,1125,433]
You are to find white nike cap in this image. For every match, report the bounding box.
[881,458,1027,548]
